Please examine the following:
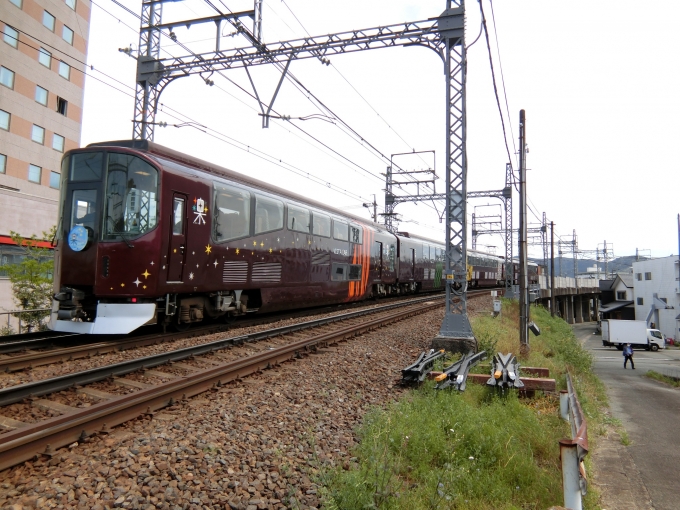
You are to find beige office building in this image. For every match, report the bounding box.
[1,0,91,327]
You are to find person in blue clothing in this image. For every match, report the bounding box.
[623,343,635,369]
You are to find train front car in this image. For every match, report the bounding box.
[50,147,161,334]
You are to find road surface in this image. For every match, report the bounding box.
[573,323,680,510]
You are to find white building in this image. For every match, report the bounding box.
[632,256,680,341]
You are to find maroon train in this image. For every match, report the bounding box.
[50,140,451,334]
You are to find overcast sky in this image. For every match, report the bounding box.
[80,0,680,262]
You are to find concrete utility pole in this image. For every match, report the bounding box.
[518,110,529,354]
[551,221,555,317]
[363,195,377,223]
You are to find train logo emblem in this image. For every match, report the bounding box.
[193,197,207,225]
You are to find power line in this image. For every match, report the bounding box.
[477,0,514,170]
[488,0,517,159]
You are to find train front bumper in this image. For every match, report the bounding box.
[49,301,157,334]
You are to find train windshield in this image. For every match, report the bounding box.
[102,153,159,240]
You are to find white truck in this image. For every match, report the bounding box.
[601,319,665,351]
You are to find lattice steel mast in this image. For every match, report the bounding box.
[132,1,473,344]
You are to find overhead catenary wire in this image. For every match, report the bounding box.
[477,0,514,170]
[199,0,439,203]
[0,20,376,207]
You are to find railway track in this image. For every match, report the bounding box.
[0,289,496,471]
[0,291,447,364]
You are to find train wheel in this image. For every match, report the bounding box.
[172,318,191,332]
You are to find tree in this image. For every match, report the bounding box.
[0,228,56,332]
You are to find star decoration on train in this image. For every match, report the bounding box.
[133,278,141,287]
[253,241,257,246]
[268,248,273,254]
[260,241,264,247]
[235,248,240,255]
[213,260,218,268]
[205,244,212,254]
[308,240,311,245]
[142,269,150,279]
[120,283,125,287]
[277,238,280,242]
[173,249,177,253]
[143,285,147,289]
[150,261,154,266]
[189,272,194,280]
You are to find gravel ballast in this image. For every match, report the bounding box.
[0,295,492,509]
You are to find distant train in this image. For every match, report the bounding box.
[50,140,538,334]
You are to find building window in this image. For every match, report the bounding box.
[28,164,42,184]
[3,25,18,48]
[635,273,641,281]
[637,297,644,305]
[10,0,22,7]
[0,67,14,89]
[645,272,652,280]
[31,125,45,145]
[0,110,9,131]
[42,11,55,32]
[56,97,68,116]
[0,154,6,173]
[616,291,627,300]
[35,85,48,106]
[38,48,51,68]
[62,26,73,45]
[660,297,667,304]
[65,0,76,9]
[58,61,70,80]
[50,171,60,189]
[52,133,65,152]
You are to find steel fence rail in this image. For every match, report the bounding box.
[559,373,589,510]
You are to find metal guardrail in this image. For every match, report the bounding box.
[559,373,589,510]
[0,308,50,335]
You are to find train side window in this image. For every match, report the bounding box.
[333,220,348,241]
[350,225,362,244]
[348,264,361,280]
[288,204,310,233]
[331,262,347,281]
[255,195,283,234]
[388,244,396,271]
[312,213,331,237]
[213,183,251,242]
[172,198,184,235]
[70,152,103,181]
[71,190,97,234]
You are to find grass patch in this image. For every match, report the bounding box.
[321,299,609,509]
[645,370,680,387]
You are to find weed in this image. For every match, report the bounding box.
[645,370,680,387]
[321,298,609,509]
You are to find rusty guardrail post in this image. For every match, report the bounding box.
[559,373,588,510]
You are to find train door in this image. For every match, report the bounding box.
[410,248,415,279]
[167,193,188,282]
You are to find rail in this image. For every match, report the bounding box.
[0,298,443,471]
[559,373,589,510]
[0,308,50,335]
